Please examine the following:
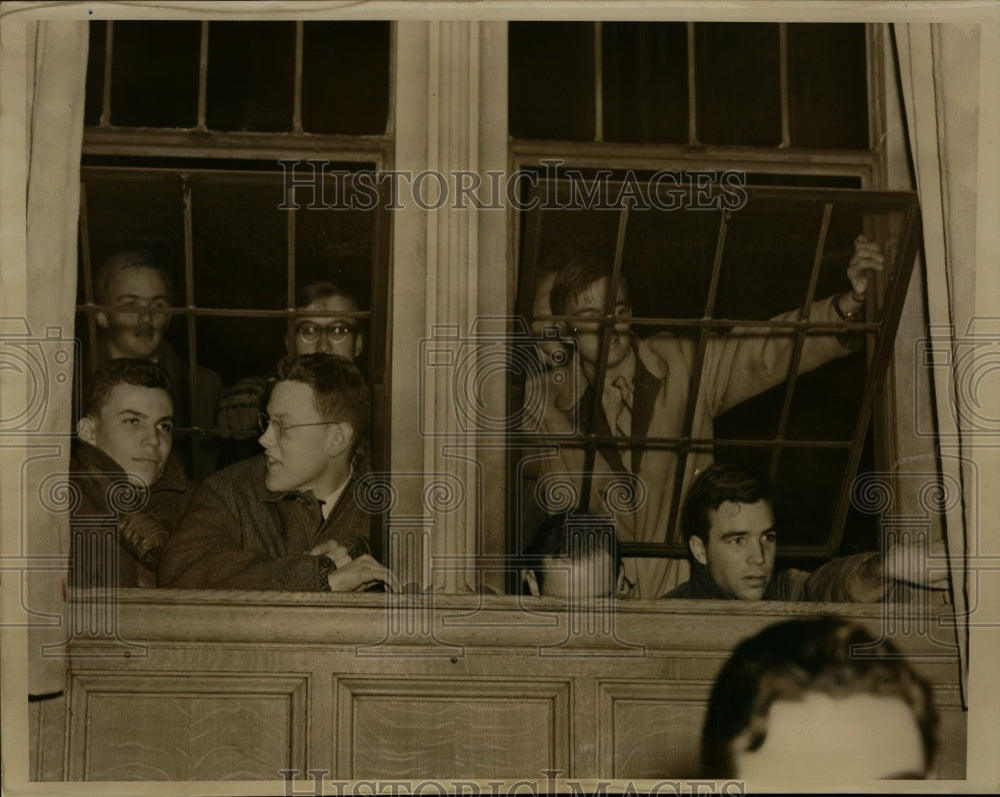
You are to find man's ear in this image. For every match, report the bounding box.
[353,332,365,360]
[523,569,541,597]
[77,415,98,445]
[95,310,109,330]
[326,422,353,458]
[689,535,708,567]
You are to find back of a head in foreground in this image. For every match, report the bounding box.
[701,616,936,780]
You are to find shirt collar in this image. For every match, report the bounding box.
[558,337,668,412]
[319,473,352,520]
[253,456,354,511]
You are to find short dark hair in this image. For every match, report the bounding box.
[549,254,630,316]
[275,353,370,456]
[525,512,618,596]
[95,250,173,305]
[295,280,360,311]
[83,358,171,418]
[681,462,774,547]
[701,616,937,778]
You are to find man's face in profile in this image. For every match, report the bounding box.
[259,380,338,496]
[78,384,174,487]
[292,295,364,360]
[98,266,171,360]
[732,692,927,780]
[689,499,776,600]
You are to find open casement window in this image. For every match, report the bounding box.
[511,180,920,576]
[75,21,393,525]
[506,21,913,592]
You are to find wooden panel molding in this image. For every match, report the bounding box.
[597,680,713,780]
[336,677,570,779]
[67,672,308,781]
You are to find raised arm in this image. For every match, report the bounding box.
[705,235,885,415]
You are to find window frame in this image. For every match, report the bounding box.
[503,22,905,587]
[76,19,397,557]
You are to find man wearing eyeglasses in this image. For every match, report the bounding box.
[526,237,884,598]
[215,280,366,464]
[159,353,393,592]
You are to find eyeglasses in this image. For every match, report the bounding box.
[258,412,334,440]
[296,321,355,344]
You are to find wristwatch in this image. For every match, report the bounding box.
[833,293,862,323]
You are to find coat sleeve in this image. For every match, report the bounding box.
[772,551,883,602]
[157,477,326,591]
[702,295,856,416]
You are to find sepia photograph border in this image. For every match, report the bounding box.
[2,1,998,795]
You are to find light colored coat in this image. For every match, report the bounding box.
[526,295,855,598]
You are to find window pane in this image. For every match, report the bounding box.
[190,173,289,310]
[509,22,595,141]
[743,173,863,189]
[193,317,285,395]
[80,171,186,300]
[84,21,107,126]
[602,22,688,144]
[788,24,869,150]
[301,22,391,135]
[695,23,781,146]
[620,193,719,324]
[713,195,830,321]
[110,22,201,128]
[206,22,296,132]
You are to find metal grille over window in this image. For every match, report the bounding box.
[76,21,393,519]
[511,179,920,565]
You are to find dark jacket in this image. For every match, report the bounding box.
[664,552,883,602]
[69,441,193,588]
[158,456,372,591]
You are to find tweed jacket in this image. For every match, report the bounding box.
[158,455,371,591]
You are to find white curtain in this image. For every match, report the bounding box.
[893,22,993,705]
[11,20,88,695]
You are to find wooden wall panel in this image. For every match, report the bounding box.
[29,694,68,781]
[67,674,308,781]
[598,681,712,779]
[337,678,571,779]
[32,598,966,783]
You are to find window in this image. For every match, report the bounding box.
[507,22,906,594]
[512,180,919,556]
[76,21,393,506]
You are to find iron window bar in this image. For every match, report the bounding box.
[661,206,730,542]
[767,202,834,487]
[576,195,633,512]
